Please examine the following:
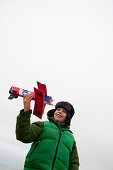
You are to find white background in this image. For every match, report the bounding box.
[0,0,113,169]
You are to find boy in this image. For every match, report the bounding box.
[16,93,79,170]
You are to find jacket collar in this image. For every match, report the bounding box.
[48,116,70,130]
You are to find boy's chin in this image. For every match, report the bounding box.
[54,117,61,122]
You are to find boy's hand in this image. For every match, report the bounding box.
[23,93,33,112]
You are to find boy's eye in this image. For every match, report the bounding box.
[62,109,67,113]
[57,108,62,111]
[57,108,67,114]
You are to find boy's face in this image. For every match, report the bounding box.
[54,108,67,123]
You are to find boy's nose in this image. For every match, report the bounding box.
[58,110,63,114]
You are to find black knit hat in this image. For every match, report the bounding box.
[47,101,75,126]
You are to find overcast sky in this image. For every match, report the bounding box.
[0,0,113,170]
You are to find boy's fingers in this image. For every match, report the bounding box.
[23,94,27,97]
[24,93,33,100]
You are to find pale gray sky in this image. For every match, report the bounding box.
[0,0,113,170]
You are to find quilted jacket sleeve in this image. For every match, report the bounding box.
[16,109,43,143]
[69,141,79,170]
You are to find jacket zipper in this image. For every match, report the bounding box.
[29,141,40,158]
[52,130,62,170]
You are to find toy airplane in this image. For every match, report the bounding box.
[8,81,53,119]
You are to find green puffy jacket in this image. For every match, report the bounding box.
[16,110,79,170]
